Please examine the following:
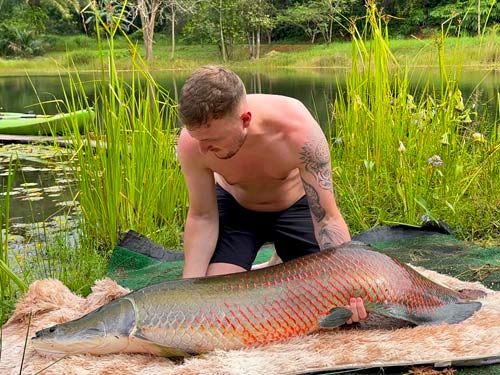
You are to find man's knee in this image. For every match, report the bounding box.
[207,262,247,276]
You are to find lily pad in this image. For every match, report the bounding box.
[19,182,39,188]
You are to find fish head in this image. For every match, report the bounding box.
[32,298,136,356]
[32,320,112,355]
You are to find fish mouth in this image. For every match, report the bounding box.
[32,338,115,356]
[31,339,82,356]
[31,345,78,356]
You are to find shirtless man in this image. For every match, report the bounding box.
[177,65,366,323]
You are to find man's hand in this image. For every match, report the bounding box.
[345,297,368,324]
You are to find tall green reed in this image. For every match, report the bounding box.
[1,158,27,326]
[64,3,187,250]
[331,0,500,240]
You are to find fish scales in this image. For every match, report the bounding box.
[32,241,483,357]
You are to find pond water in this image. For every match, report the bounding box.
[1,68,499,231]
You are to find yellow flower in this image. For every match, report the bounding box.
[398,141,406,152]
[472,132,486,143]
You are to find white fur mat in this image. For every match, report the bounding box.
[1,267,499,375]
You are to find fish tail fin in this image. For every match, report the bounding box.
[371,301,482,325]
[431,301,482,324]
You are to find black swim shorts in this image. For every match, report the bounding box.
[210,184,320,270]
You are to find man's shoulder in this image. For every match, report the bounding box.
[249,93,301,107]
[177,128,194,151]
[177,129,202,163]
[251,95,312,126]
[255,95,316,136]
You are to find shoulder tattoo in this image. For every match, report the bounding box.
[299,136,333,192]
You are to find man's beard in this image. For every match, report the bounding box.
[215,132,247,160]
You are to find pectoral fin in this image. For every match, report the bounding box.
[319,307,353,329]
[130,330,192,358]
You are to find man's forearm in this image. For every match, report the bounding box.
[182,215,219,278]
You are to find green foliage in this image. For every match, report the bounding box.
[276,0,351,43]
[82,0,136,35]
[38,0,82,19]
[42,34,94,51]
[0,25,46,58]
[182,0,247,59]
[2,0,500,55]
[277,3,325,43]
[65,50,97,65]
[17,226,107,296]
[330,1,500,240]
[0,2,48,57]
[429,0,500,35]
[243,0,276,33]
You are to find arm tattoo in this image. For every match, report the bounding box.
[299,136,333,192]
[318,224,345,250]
[302,178,325,222]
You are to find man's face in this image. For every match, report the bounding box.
[188,112,250,160]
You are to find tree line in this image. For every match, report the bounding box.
[1,0,499,60]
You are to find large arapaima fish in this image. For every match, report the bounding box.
[32,241,483,357]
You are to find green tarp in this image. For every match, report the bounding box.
[107,224,499,292]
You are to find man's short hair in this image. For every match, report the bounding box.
[179,65,246,130]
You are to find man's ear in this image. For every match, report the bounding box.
[240,111,252,127]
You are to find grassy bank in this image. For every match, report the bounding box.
[0,32,499,76]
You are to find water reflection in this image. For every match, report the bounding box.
[1,69,499,125]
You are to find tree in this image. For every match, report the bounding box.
[242,0,275,59]
[312,0,352,43]
[86,0,163,61]
[162,0,200,59]
[277,0,349,44]
[134,0,163,60]
[278,4,320,43]
[183,0,246,60]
